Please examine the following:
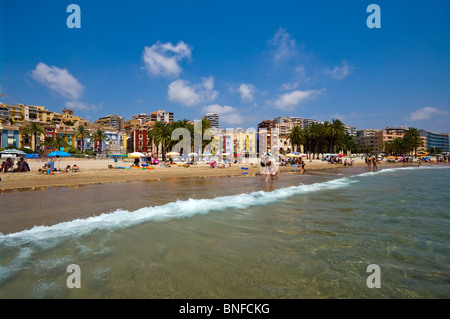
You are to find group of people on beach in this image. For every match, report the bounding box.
[1,157,30,173]
[365,156,378,170]
[38,163,79,174]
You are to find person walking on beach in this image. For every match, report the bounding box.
[365,156,371,169]
[260,154,268,181]
[261,154,276,182]
[372,157,377,170]
[299,157,306,174]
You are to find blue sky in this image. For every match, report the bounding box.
[1,0,449,132]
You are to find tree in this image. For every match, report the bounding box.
[74,125,91,153]
[342,134,357,154]
[41,136,56,151]
[170,119,194,154]
[23,122,45,152]
[307,122,328,159]
[189,118,212,155]
[287,125,305,152]
[53,135,69,151]
[147,121,173,160]
[93,129,108,153]
[403,127,423,157]
[326,119,345,153]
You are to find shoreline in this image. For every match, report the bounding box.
[0,157,431,192]
[0,160,444,235]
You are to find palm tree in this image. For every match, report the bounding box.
[287,125,305,152]
[40,136,56,151]
[53,135,69,151]
[308,122,328,159]
[327,119,345,153]
[148,121,173,160]
[92,129,108,153]
[342,134,357,155]
[190,118,212,155]
[403,127,422,157]
[23,122,45,152]
[74,125,91,153]
[170,119,194,154]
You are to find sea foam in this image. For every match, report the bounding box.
[0,176,355,245]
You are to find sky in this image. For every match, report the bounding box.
[1,0,449,133]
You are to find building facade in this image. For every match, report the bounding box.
[151,110,174,123]
[419,130,450,153]
[203,113,219,129]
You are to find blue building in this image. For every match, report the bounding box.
[0,124,20,149]
[419,130,450,153]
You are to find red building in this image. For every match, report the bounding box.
[132,128,150,153]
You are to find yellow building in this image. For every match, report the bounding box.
[34,106,63,125]
[62,108,87,126]
[234,129,257,155]
[7,104,24,124]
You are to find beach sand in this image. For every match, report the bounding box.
[0,156,412,191]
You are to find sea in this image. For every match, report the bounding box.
[0,165,449,299]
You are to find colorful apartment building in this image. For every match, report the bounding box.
[0,123,20,149]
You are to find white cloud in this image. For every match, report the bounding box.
[273,89,324,110]
[239,83,255,102]
[202,104,244,125]
[31,62,84,100]
[282,65,309,90]
[267,28,298,63]
[168,77,218,106]
[324,60,353,80]
[409,107,447,121]
[143,41,192,77]
[65,101,102,111]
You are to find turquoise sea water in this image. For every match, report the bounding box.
[0,165,449,298]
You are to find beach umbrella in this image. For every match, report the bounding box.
[47,151,71,157]
[202,153,214,156]
[166,152,180,156]
[0,149,26,156]
[128,152,146,158]
[338,154,345,157]
[188,153,199,157]
[291,151,301,155]
[286,153,300,157]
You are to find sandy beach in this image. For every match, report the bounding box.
[0,156,415,191]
